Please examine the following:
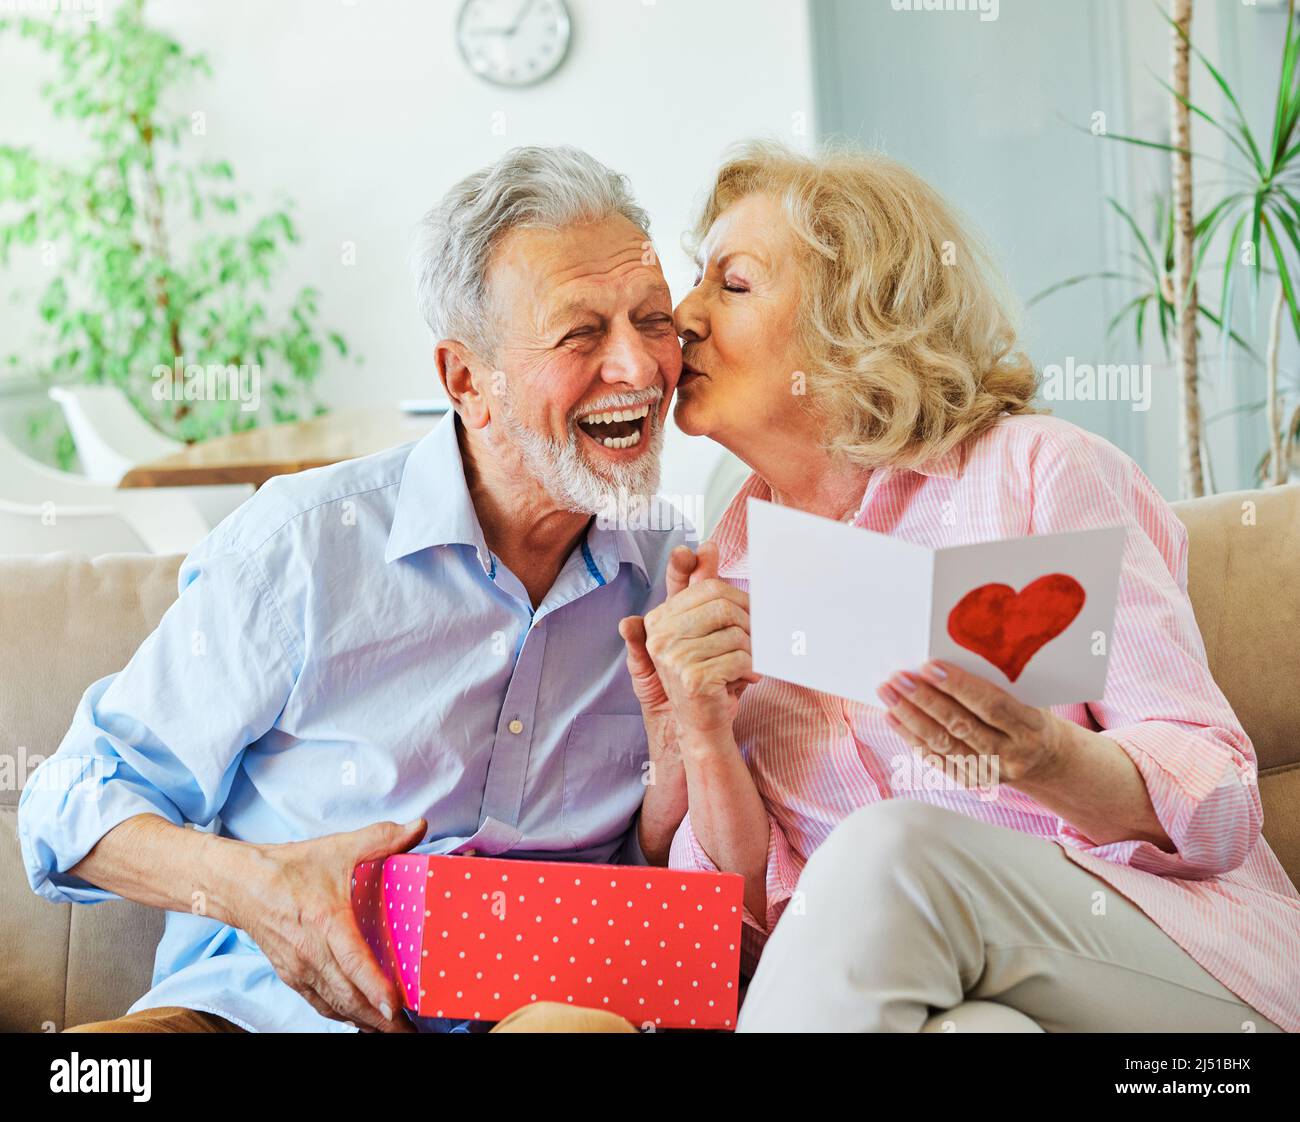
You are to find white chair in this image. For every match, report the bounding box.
[47,384,252,527]
[48,385,183,485]
[0,435,211,556]
[0,501,151,555]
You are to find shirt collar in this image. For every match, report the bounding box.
[910,442,966,479]
[385,412,650,585]
[586,513,650,585]
[385,413,491,565]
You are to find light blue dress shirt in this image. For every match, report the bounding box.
[18,414,688,1032]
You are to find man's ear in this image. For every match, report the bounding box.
[435,340,495,430]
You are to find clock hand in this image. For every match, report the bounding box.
[464,0,536,37]
[502,0,537,37]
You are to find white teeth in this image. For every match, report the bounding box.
[599,429,643,450]
[579,403,651,426]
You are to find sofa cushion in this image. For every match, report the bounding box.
[0,804,165,1032]
[1259,766,1300,890]
[0,552,183,809]
[1172,484,1300,776]
[0,805,69,1032]
[0,553,180,1031]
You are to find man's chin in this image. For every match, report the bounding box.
[573,447,661,505]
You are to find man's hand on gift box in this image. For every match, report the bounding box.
[237,818,427,1032]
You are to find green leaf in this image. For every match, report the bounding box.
[1262,212,1300,342]
[1269,10,1300,171]
[1153,72,1260,171]
[1185,193,1247,313]
[1217,211,1249,348]
[1162,4,1267,173]
[1106,293,1149,340]
[1092,128,1193,160]
[1196,303,1262,363]
[1107,196,1162,279]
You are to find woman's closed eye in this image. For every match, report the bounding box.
[691,273,748,295]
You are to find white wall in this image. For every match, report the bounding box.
[0,0,816,490]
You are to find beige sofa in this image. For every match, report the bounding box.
[2,486,1298,1032]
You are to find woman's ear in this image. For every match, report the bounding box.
[436,340,493,429]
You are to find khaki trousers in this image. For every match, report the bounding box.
[738,799,1283,1033]
[65,1001,634,1034]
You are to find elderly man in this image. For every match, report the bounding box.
[18,147,690,1034]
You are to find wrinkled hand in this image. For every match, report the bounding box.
[619,542,711,731]
[628,541,759,738]
[877,661,1066,784]
[238,818,427,1032]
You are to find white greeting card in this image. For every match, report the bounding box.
[746,498,1126,707]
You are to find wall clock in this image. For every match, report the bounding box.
[456,0,572,88]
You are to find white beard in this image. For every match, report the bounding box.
[498,394,664,516]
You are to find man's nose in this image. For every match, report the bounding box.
[599,321,660,388]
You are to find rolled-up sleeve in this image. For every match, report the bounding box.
[1029,430,1262,878]
[669,809,804,934]
[18,540,297,904]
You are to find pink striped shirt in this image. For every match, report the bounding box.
[668,412,1300,1031]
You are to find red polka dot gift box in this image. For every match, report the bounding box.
[351,854,744,1030]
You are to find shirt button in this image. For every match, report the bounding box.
[508,719,523,735]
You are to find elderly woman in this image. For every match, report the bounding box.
[624,142,1300,1032]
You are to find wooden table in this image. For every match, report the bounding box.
[118,408,444,489]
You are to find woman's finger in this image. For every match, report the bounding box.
[656,597,750,640]
[656,578,749,619]
[881,693,965,755]
[885,672,1004,756]
[664,545,698,598]
[683,650,755,694]
[676,644,759,696]
[670,625,751,664]
[689,540,721,586]
[916,660,1036,736]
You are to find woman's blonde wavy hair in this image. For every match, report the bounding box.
[687,141,1039,469]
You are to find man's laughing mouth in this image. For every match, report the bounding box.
[575,401,652,452]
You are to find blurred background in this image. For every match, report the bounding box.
[0,0,1295,556]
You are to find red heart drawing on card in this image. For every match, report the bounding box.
[946,574,1086,682]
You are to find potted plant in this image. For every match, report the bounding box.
[1038,1,1300,493]
[0,0,352,466]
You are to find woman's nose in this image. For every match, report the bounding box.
[673,288,707,343]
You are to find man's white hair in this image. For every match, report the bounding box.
[412,146,651,354]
